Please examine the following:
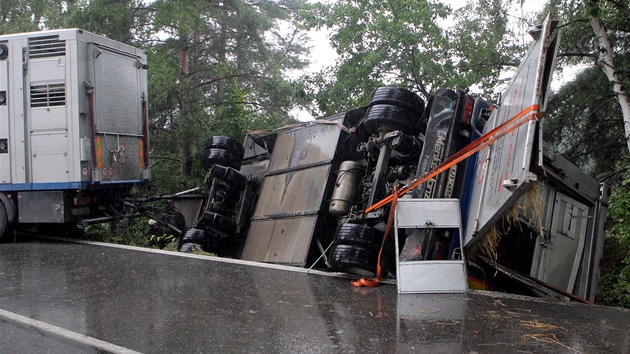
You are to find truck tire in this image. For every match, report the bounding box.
[363,104,419,135]
[333,223,381,251]
[196,211,237,235]
[329,244,375,276]
[180,242,203,253]
[201,148,242,171]
[182,228,207,245]
[207,165,248,190]
[203,136,244,159]
[369,86,425,116]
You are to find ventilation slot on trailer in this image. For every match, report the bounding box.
[30,83,66,107]
[28,35,66,59]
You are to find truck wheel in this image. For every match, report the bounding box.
[333,223,382,251]
[0,203,7,240]
[329,244,375,276]
[369,86,425,116]
[182,228,207,245]
[363,104,419,135]
[201,148,242,170]
[180,242,203,253]
[207,165,248,189]
[204,136,244,159]
[196,211,237,235]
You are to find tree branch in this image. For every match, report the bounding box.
[558,52,597,58]
[214,100,265,107]
[193,74,249,89]
[604,0,630,14]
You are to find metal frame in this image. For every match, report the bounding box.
[394,199,467,293]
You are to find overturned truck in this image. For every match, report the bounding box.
[179,14,608,302]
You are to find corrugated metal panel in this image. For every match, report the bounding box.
[242,217,318,264]
[94,46,142,135]
[241,120,344,265]
[266,124,341,171]
[252,165,330,216]
[90,42,146,182]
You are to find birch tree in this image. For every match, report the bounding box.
[544,0,630,156]
[588,13,630,154]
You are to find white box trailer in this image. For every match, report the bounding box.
[0,29,149,235]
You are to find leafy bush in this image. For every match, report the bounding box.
[597,180,630,308]
[83,218,149,247]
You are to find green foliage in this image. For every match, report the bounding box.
[608,181,630,245]
[146,0,311,184]
[83,218,148,246]
[83,218,184,252]
[299,0,528,117]
[64,0,150,44]
[299,0,452,115]
[0,0,73,34]
[450,0,528,94]
[544,62,630,185]
[597,180,630,307]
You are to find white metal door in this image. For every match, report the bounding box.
[535,192,589,292]
[394,199,467,293]
[26,35,71,183]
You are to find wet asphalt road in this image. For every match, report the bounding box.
[0,239,629,353]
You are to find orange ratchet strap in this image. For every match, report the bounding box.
[351,187,400,287]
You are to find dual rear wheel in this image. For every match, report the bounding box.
[329,223,383,276]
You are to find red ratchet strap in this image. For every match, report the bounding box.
[351,187,400,287]
[366,104,541,214]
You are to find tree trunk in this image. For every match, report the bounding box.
[215,6,228,107]
[179,47,192,177]
[589,15,630,154]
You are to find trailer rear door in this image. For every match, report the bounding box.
[531,192,589,292]
[90,42,146,182]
